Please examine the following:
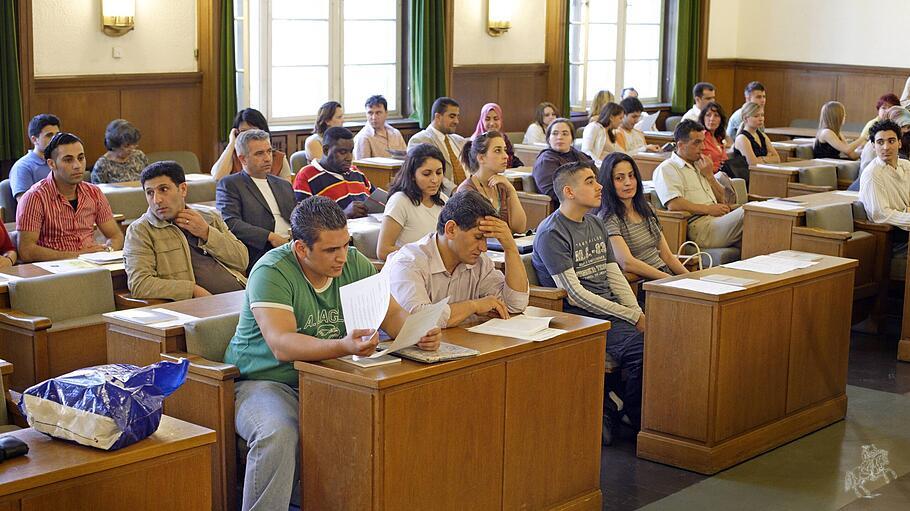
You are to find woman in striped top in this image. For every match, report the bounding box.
[596,152,688,280]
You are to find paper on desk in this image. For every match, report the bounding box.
[78,250,124,264]
[466,314,567,341]
[755,164,801,171]
[357,157,402,166]
[105,307,199,327]
[370,297,449,358]
[661,278,745,295]
[835,190,860,197]
[340,272,391,336]
[369,212,385,222]
[754,200,804,211]
[722,255,816,275]
[33,259,98,274]
[771,250,822,262]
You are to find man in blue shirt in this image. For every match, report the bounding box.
[10,114,61,200]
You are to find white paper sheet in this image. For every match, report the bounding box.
[370,297,449,358]
[78,250,124,264]
[660,278,745,295]
[722,255,816,275]
[835,190,860,197]
[770,250,822,262]
[184,173,214,182]
[357,157,402,166]
[340,272,391,337]
[753,200,804,211]
[33,259,98,274]
[369,213,385,222]
[755,164,801,171]
[104,307,199,328]
[466,314,560,341]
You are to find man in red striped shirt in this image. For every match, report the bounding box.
[16,132,124,262]
[292,127,375,219]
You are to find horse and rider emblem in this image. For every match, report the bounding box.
[844,444,897,498]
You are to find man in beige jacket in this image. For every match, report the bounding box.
[124,161,248,301]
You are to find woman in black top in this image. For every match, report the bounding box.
[733,102,779,165]
[814,101,866,160]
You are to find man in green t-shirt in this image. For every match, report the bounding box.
[225,196,441,511]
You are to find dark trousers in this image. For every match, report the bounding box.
[603,317,644,428]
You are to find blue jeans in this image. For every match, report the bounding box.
[235,380,301,511]
[603,317,644,428]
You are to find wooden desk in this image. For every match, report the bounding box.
[0,416,214,509]
[639,255,857,473]
[764,126,860,140]
[741,191,859,258]
[643,130,674,146]
[748,159,839,198]
[632,151,670,180]
[0,263,127,309]
[353,158,403,190]
[295,306,610,510]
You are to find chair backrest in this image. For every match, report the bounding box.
[731,178,748,205]
[665,116,683,132]
[290,150,308,173]
[790,119,816,129]
[798,165,838,188]
[9,268,115,322]
[793,145,814,160]
[520,174,538,194]
[505,132,524,145]
[0,180,16,224]
[805,202,855,233]
[520,253,541,286]
[147,151,202,174]
[103,187,150,222]
[184,312,241,363]
[852,201,869,221]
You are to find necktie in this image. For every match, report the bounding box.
[443,136,467,184]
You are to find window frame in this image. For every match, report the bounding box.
[236,0,404,126]
[569,0,666,111]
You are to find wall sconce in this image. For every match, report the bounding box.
[487,0,514,37]
[102,0,136,37]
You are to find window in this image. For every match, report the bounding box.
[236,0,402,125]
[569,0,664,110]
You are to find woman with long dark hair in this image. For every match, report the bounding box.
[596,153,688,280]
[376,143,448,260]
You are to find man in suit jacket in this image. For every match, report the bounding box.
[407,97,466,192]
[217,129,296,273]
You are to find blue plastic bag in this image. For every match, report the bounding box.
[19,359,189,450]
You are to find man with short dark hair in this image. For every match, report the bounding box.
[353,95,407,159]
[224,196,441,511]
[727,81,767,138]
[218,129,295,272]
[293,127,375,218]
[386,190,529,327]
[653,120,743,248]
[10,114,60,200]
[859,119,910,230]
[125,161,248,300]
[682,82,717,122]
[16,132,124,262]
[618,97,661,153]
[532,161,644,444]
[407,97,466,187]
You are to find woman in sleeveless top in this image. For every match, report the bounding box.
[813,101,866,160]
[733,102,780,165]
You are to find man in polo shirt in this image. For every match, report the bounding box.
[10,113,60,200]
[407,97,466,190]
[353,94,407,159]
[293,127,374,218]
[16,132,124,262]
[653,120,743,249]
[385,190,529,327]
[682,82,717,123]
[217,129,295,273]
[224,196,441,510]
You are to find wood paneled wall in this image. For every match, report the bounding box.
[450,64,549,138]
[706,59,910,128]
[28,74,204,164]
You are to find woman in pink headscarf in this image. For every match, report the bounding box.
[472,103,525,168]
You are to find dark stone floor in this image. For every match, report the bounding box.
[600,316,910,511]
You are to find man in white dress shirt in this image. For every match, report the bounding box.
[682,82,716,123]
[407,97,466,191]
[859,119,910,231]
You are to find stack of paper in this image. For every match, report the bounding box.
[754,200,804,211]
[104,308,199,328]
[466,314,567,342]
[78,250,124,265]
[661,278,745,295]
[722,254,817,275]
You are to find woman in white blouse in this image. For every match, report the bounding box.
[523,102,559,145]
[377,144,448,260]
[581,102,624,165]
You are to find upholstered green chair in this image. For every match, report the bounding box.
[147,151,202,174]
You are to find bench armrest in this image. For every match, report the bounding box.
[0,359,11,376]
[791,226,851,241]
[787,182,834,194]
[655,209,692,220]
[529,285,566,300]
[0,310,52,331]
[161,352,241,381]
[854,219,894,233]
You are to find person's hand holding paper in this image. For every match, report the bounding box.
[370,298,448,358]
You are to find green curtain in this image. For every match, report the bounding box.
[409,0,447,127]
[670,0,701,113]
[561,0,570,116]
[1,0,24,161]
[218,0,237,140]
